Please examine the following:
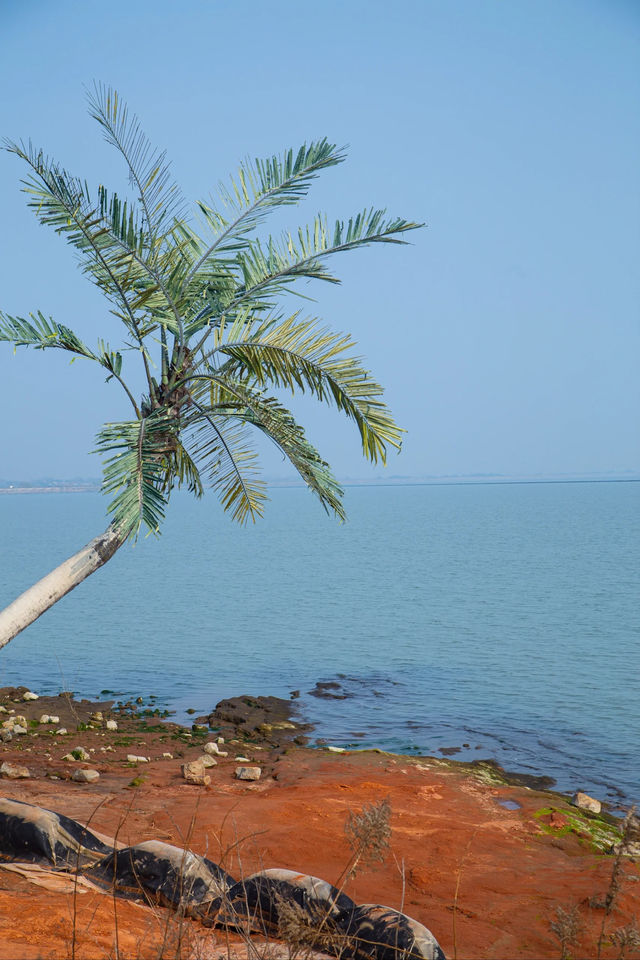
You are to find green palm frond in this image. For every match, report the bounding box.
[229,209,422,309]
[162,438,204,498]
[182,402,266,523]
[95,413,175,538]
[0,310,97,358]
[88,84,185,250]
[183,140,346,284]
[204,313,403,463]
[188,375,345,518]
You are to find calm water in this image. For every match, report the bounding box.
[0,482,638,805]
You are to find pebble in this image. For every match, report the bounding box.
[162,752,173,759]
[72,769,100,783]
[0,761,30,779]
[235,756,250,763]
[106,719,118,731]
[56,728,67,736]
[49,715,60,724]
[39,715,51,724]
[235,766,261,781]
[22,691,39,701]
[328,746,346,753]
[0,706,6,713]
[127,755,149,764]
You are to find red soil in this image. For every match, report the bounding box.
[0,695,638,959]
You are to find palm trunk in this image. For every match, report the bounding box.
[0,526,124,650]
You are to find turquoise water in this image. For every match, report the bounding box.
[0,481,638,805]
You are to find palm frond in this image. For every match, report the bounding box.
[204,313,403,463]
[187,375,345,519]
[183,140,346,285]
[230,209,422,309]
[88,84,185,249]
[0,310,97,358]
[182,402,267,523]
[95,413,175,538]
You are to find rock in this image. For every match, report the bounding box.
[0,731,12,743]
[39,714,51,724]
[235,756,250,763]
[0,706,6,713]
[127,755,149,764]
[162,752,173,759]
[182,759,211,786]
[13,725,27,735]
[217,737,225,745]
[612,840,640,858]
[49,715,60,724]
[328,746,346,753]
[0,761,30,779]
[72,768,100,783]
[201,755,217,768]
[235,766,261,781]
[62,754,75,761]
[22,691,39,701]
[91,712,104,721]
[204,741,227,757]
[573,791,601,814]
[56,728,67,736]
[13,716,27,727]
[71,747,90,761]
[106,720,118,731]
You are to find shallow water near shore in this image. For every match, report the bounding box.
[0,481,638,805]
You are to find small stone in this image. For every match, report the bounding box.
[573,791,601,814]
[217,737,225,745]
[0,731,12,743]
[162,752,173,759]
[235,766,261,781]
[0,761,30,779]
[0,706,7,713]
[62,754,75,761]
[182,759,211,785]
[13,716,27,727]
[327,746,346,753]
[72,768,100,783]
[71,746,90,761]
[56,728,68,736]
[22,692,39,701]
[106,719,118,731]
[13,725,27,735]
[1,719,14,730]
[91,712,104,721]
[127,755,149,764]
[235,756,250,762]
[39,714,51,724]
[201,755,217,768]
[204,741,228,757]
[49,715,60,725]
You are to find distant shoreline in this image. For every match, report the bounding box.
[0,476,638,495]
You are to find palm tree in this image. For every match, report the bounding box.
[0,86,421,649]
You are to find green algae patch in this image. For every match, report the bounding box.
[533,805,621,853]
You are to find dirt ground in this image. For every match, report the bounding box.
[0,687,638,959]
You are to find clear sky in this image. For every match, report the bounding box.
[1,0,638,482]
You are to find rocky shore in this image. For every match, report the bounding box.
[0,685,639,959]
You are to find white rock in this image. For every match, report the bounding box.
[235,766,261,781]
[71,746,90,761]
[106,719,118,731]
[217,736,225,745]
[13,716,27,727]
[1,719,14,730]
[39,714,51,724]
[327,746,346,753]
[62,753,75,761]
[204,741,227,757]
[573,791,602,814]
[0,761,30,779]
[162,752,173,759]
[235,756,250,763]
[49,715,60,724]
[22,692,39,701]
[0,706,7,713]
[201,755,217,768]
[127,754,149,764]
[182,759,210,785]
[72,768,100,783]
[56,728,67,736]
[13,725,27,735]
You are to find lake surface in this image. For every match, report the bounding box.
[0,481,638,806]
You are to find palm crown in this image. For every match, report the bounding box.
[1,86,421,538]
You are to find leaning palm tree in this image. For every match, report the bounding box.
[0,86,421,649]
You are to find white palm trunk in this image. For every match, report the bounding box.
[0,526,124,650]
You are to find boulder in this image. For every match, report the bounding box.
[235,766,261,781]
[72,769,100,783]
[573,791,601,814]
[0,761,30,780]
[182,759,211,786]
[22,691,39,701]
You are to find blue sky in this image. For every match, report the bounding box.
[1,0,638,482]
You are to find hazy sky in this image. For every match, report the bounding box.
[1,0,638,482]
